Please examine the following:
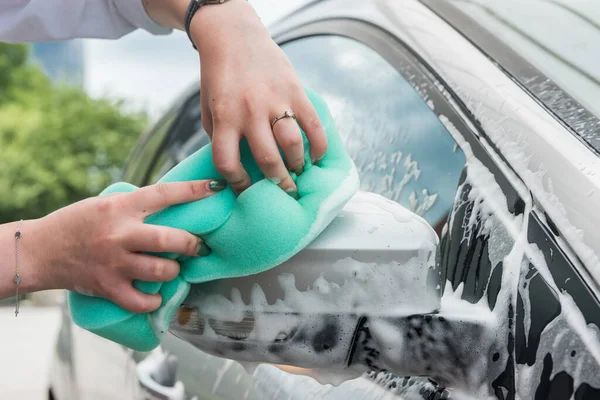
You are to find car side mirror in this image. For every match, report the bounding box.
[169,192,496,392]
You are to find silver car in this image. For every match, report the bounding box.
[48,0,600,399]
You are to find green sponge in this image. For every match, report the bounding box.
[67,88,359,351]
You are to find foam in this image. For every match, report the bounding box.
[439,113,600,396]
[191,256,437,319]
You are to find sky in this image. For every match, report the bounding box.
[83,0,306,121]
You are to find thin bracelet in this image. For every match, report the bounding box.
[14,219,23,317]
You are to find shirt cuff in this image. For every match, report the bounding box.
[115,0,173,36]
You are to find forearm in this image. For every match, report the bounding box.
[142,0,189,31]
[0,0,170,43]
[0,220,48,300]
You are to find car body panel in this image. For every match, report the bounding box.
[440,0,600,137]
[71,326,138,400]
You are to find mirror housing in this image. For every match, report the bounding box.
[170,192,439,359]
[169,192,495,390]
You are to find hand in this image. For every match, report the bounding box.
[22,179,225,313]
[190,0,328,195]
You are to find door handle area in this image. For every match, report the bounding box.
[137,349,186,400]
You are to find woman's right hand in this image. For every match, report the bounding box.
[23,179,226,313]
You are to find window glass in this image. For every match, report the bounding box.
[122,112,177,186]
[147,152,177,185]
[146,97,210,184]
[281,36,466,231]
[168,95,203,153]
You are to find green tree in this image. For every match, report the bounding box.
[0,42,148,223]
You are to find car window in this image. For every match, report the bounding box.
[122,111,177,186]
[281,35,466,232]
[146,96,210,184]
[147,151,177,185]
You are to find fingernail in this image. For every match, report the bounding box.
[194,237,202,256]
[197,243,211,257]
[208,179,227,192]
[292,165,304,176]
[286,189,299,200]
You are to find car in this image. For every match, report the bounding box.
[48,0,600,399]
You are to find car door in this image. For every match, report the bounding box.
[141,93,209,187]
[279,33,466,235]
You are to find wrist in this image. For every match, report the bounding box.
[189,0,257,52]
[12,219,49,294]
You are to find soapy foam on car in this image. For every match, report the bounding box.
[181,251,442,377]
[251,364,399,400]
[439,114,600,397]
[243,113,600,397]
[195,254,436,319]
[242,53,600,398]
[426,31,600,279]
[180,112,600,397]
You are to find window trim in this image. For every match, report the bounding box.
[421,0,600,157]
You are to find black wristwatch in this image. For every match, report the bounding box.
[185,0,246,49]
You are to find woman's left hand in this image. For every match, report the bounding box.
[144,0,328,195]
[189,0,328,196]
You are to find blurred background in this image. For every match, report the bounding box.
[0,1,302,398]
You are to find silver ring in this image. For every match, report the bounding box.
[271,108,296,129]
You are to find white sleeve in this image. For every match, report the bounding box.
[0,0,172,43]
